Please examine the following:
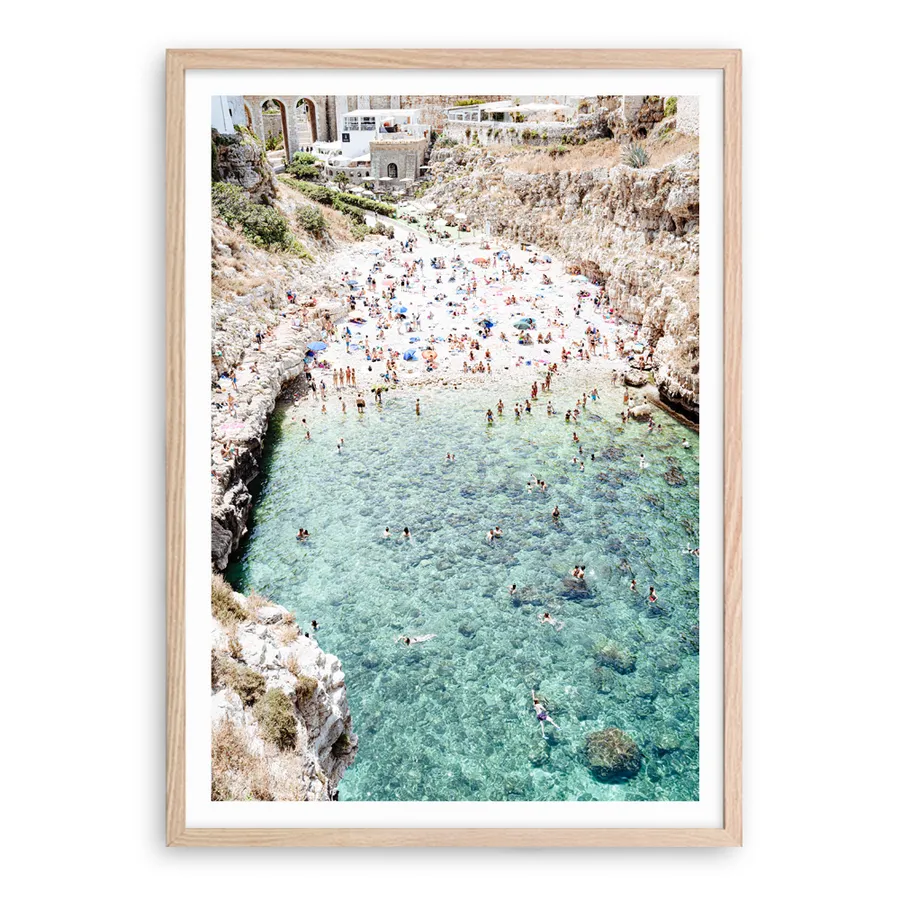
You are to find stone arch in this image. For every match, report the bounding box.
[261,97,289,158]
[387,162,399,179]
[295,98,318,144]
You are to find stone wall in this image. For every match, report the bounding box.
[676,95,700,136]
[370,138,427,181]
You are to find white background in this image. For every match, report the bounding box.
[4,2,895,898]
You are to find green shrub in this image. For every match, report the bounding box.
[290,181,334,205]
[621,142,651,168]
[294,674,318,704]
[334,172,350,189]
[220,657,267,706]
[350,222,374,240]
[296,204,326,236]
[335,191,395,216]
[286,162,319,181]
[292,151,318,165]
[453,97,484,106]
[434,135,458,148]
[211,183,303,254]
[664,96,678,118]
[211,575,247,626]
[255,689,297,749]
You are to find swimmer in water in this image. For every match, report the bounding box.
[682,438,690,448]
[648,586,658,604]
[509,584,517,596]
[403,527,411,539]
[311,620,319,630]
[531,690,561,738]
[552,505,561,521]
[639,454,647,469]
[383,527,391,539]
[630,578,637,592]
[486,528,495,542]
[539,612,565,632]
[397,634,437,646]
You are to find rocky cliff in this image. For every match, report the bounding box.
[210,208,348,571]
[211,580,357,800]
[212,129,277,204]
[424,133,700,418]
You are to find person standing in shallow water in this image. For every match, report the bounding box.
[415,398,420,416]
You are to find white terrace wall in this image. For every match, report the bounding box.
[443,120,580,147]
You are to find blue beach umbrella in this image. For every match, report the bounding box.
[347,280,359,286]
[403,350,417,361]
[307,341,327,352]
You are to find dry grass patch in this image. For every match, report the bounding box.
[255,688,298,750]
[275,623,300,645]
[212,575,247,626]
[294,674,318,704]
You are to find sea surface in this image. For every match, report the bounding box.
[227,376,700,801]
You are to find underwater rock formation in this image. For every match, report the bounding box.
[585,727,643,781]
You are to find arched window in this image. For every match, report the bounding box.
[387,162,399,179]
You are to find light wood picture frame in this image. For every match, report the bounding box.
[167,48,741,847]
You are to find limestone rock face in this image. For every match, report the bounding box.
[212,591,358,800]
[212,129,277,204]
[424,145,700,418]
[585,727,642,781]
[209,218,349,571]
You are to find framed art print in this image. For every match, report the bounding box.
[166,49,742,847]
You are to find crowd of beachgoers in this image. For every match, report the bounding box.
[214,219,695,737]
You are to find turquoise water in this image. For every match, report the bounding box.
[227,376,700,801]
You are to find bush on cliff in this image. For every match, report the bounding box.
[664,96,678,118]
[212,574,248,626]
[296,204,327,236]
[217,656,267,706]
[294,674,318,704]
[255,688,298,750]
[211,182,307,255]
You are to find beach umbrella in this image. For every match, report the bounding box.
[422,349,437,361]
[513,321,531,330]
[403,350,417,361]
[347,279,359,286]
[307,341,327,352]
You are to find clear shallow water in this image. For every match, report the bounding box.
[227,376,700,801]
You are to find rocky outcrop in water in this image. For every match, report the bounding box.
[211,585,357,800]
[424,141,700,419]
[585,727,643,781]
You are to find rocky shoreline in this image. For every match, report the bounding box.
[211,298,347,571]
[211,583,357,800]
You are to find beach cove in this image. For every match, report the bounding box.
[219,221,701,801]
